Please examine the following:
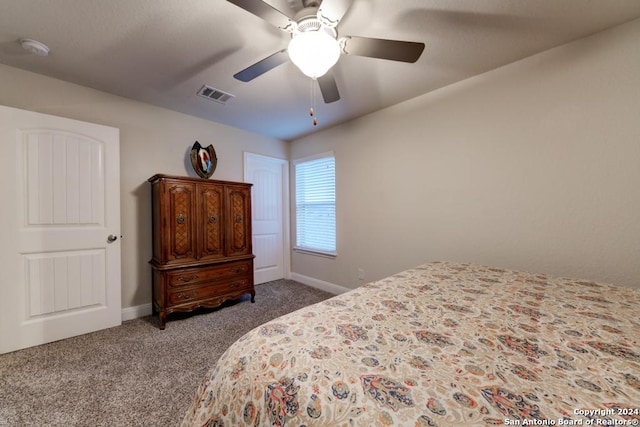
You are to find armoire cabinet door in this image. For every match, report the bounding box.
[226,186,252,257]
[198,183,225,261]
[165,181,197,263]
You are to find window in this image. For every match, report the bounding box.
[294,152,336,256]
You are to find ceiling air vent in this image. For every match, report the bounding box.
[196,85,235,105]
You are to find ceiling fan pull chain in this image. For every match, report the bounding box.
[310,78,317,126]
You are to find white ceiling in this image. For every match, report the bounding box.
[2,0,640,141]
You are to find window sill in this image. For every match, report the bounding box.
[293,247,337,259]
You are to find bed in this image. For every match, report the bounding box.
[181,262,640,426]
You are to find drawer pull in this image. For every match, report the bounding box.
[177,275,198,282]
[177,213,185,224]
[229,282,244,288]
[177,290,198,299]
[230,267,246,274]
[209,214,216,223]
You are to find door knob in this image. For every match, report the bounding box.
[107,234,118,243]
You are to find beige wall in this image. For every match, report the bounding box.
[290,19,640,289]
[0,64,288,309]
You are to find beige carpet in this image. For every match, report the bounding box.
[0,279,334,426]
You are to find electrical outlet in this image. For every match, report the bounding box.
[358,268,365,280]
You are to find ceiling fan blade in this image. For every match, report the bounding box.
[340,36,425,63]
[317,70,340,103]
[317,0,353,27]
[233,50,289,82]
[226,0,294,31]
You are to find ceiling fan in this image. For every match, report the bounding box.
[227,0,425,103]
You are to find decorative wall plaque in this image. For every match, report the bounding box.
[190,141,217,179]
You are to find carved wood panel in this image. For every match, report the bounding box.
[168,183,195,261]
[227,186,251,256]
[200,184,224,260]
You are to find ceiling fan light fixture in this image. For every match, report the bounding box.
[288,28,340,79]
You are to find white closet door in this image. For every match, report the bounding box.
[244,153,289,284]
[0,105,121,354]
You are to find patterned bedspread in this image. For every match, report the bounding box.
[181,262,640,426]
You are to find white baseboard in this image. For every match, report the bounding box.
[121,303,152,322]
[289,273,351,295]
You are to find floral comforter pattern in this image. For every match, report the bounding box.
[181,262,640,426]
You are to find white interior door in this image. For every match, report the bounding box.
[0,105,121,354]
[244,153,289,284]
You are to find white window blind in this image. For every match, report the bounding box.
[294,153,336,255]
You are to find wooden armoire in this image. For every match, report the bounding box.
[148,174,255,329]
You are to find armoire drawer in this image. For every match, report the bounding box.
[168,278,251,305]
[166,261,251,287]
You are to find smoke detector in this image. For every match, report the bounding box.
[20,39,50,56]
